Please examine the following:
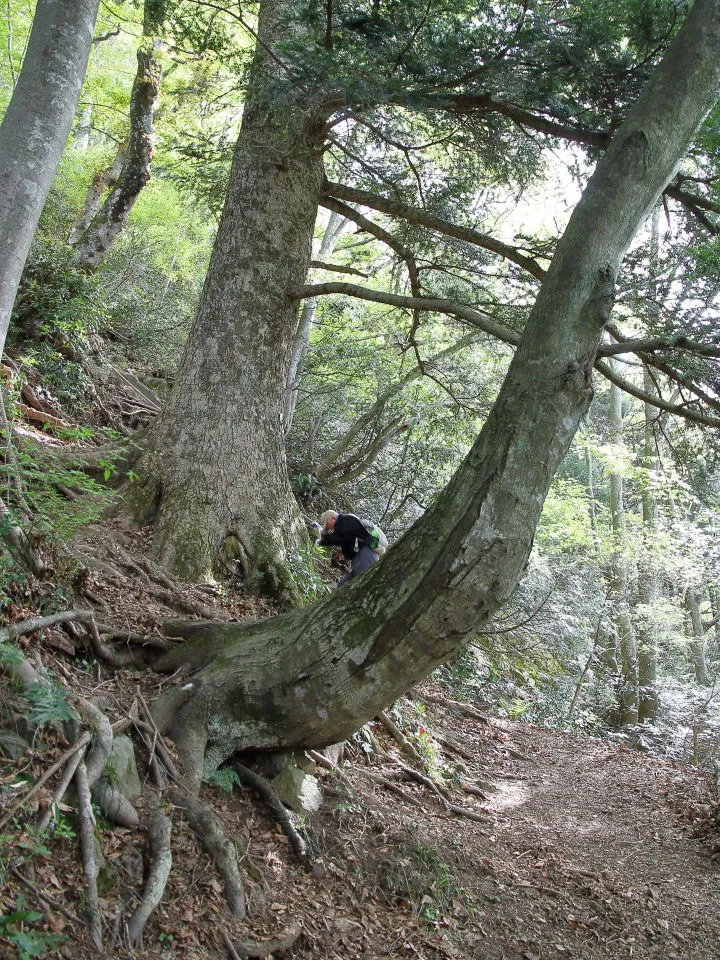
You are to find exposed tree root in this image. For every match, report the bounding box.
[376,710,424,764]
[169,787,247,919]
[75,759,103,951]
[398,763,452,801]
[81,698,140,827]
[223,922,302,959]
[126,810,173,949]
[434,731,475,762]
[231,761,311,867]
[0,607,144,667]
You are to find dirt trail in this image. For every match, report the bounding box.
[450,719,720,959]
[305,697,720,960]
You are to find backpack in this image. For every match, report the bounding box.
[355,516,388,556]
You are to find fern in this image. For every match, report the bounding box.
[204,767,242,794]
[22,682,74,727]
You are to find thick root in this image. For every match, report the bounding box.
[126,810,173,949]
[169,788,246,919]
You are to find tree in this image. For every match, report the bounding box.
[0,0,101,358]
[72,2,163,270]
[128,0,720,593]
[148,0,720,791]
[128,0,324,595]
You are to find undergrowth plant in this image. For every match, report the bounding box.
[0,897,65,960]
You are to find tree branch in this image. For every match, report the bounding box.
[296,281,521,346]
[323,182,547,281]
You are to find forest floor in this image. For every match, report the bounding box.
[2,517,720,960]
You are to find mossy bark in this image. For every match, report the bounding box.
[127,0,325,595]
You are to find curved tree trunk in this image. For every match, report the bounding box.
[0,0,101,357]
[129,0,326,594]
[68,142,127,246]
[150,0,720,788]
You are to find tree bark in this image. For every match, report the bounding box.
[637,213,662,723]
[68,142,127,245]
[150,0,720,788]
[0,0,101,357]
[72,41,161,270]
[128,0,327,594]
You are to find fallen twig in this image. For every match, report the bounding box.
[137,692,181,780]
[11,867,81,926]
[0,732,91,830]
[126,810,173,949]
[37,743,87,833]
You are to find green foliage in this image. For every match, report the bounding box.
[12,448,116,543]
[287,548,331,604]
[204,767,242,794]
[0,897,64,960]
[21,682,74,728]
[0,643,24,666]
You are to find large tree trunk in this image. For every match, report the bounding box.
[150,0,720,789]
[128,0,326,593]
[0,0,101,357]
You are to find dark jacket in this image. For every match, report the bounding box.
[319,513,369,560]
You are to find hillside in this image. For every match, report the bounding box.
[2,525,720,960]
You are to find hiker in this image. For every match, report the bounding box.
[314,510,385,585]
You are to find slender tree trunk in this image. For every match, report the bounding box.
[607,375,638,724]
[68,143,127,245]
[637,213,662,722]
[129,0,327,594]
[284,211,347,433]
[72,35,161,269]
[73,104,93,150]
[686,586,711,686]
[149,0,720,787]
[0,0,101,357]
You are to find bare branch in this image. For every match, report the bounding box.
[323,182,547,281]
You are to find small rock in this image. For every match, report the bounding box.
[271,766,323,813]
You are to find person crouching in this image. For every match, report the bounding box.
[316,510,379,585]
